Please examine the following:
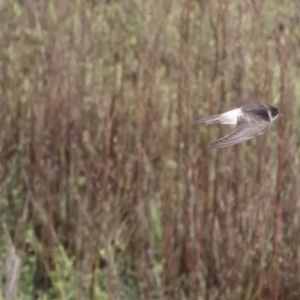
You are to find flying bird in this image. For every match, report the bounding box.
[194,103,282,148]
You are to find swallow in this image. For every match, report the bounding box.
[194,103,282,148]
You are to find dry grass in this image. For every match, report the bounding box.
[1,0,300,299]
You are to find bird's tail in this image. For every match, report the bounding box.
[193,114,221,125]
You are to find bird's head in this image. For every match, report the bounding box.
[269,106,282,120]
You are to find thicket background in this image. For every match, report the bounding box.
[0,0,299,299]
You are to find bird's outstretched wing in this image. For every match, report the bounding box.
[210,117,270,148]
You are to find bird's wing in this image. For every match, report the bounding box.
[210,117,270,148]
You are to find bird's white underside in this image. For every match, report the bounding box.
[219,108,243,125]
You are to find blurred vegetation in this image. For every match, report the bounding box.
[0,0,300,299]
